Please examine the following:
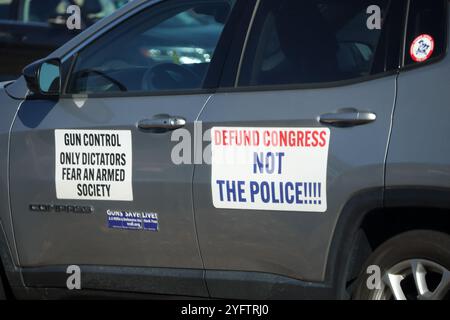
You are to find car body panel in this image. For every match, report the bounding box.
[386,7,450,191]
[9,94,209,271]
[194,75,397,283]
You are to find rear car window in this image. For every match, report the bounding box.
[404,0,447,66]
[238,0,394,87]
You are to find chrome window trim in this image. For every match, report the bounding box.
[401,0,411,67]
[234,0,260,87]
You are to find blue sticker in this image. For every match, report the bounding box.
[107,210,158,231]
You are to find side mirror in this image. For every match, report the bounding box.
[23,59,62,97]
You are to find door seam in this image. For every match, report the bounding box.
[6,94,29,286]
[383,73,399,205]
[192,94,213,297]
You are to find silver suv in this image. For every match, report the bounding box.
[0,0,449,300]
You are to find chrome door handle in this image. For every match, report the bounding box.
[319,109,376,127]
[138,116,186,131]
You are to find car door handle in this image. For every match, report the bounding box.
[138,116,186,131]
[319,109,376,127]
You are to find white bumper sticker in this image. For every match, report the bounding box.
[55,129,133,201]
[211,127,330,213]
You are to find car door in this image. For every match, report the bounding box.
[194,0,405,298]
[9,0,239,296]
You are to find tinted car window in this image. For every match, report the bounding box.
[0,0,13,20]
[68,0,235,94]
[404,0,447,66]
[238,0,391,87]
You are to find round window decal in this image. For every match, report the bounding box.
[410,34,435,63]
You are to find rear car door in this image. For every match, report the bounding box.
[9,0,239,296]
[194,0,406,298]
[386,1,450,194]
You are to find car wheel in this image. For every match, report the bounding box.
[353,230,450,300]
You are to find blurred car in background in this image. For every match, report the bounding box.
[0,0,130,81]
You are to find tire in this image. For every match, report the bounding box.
[353,230,450,300]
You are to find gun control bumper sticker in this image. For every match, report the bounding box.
[55,130,133,201]
[211,127,330,213]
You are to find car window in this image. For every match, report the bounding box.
[0,0,13,20]
[404,0,447,66]
[238,0,392,87]
[68,0,235,94]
